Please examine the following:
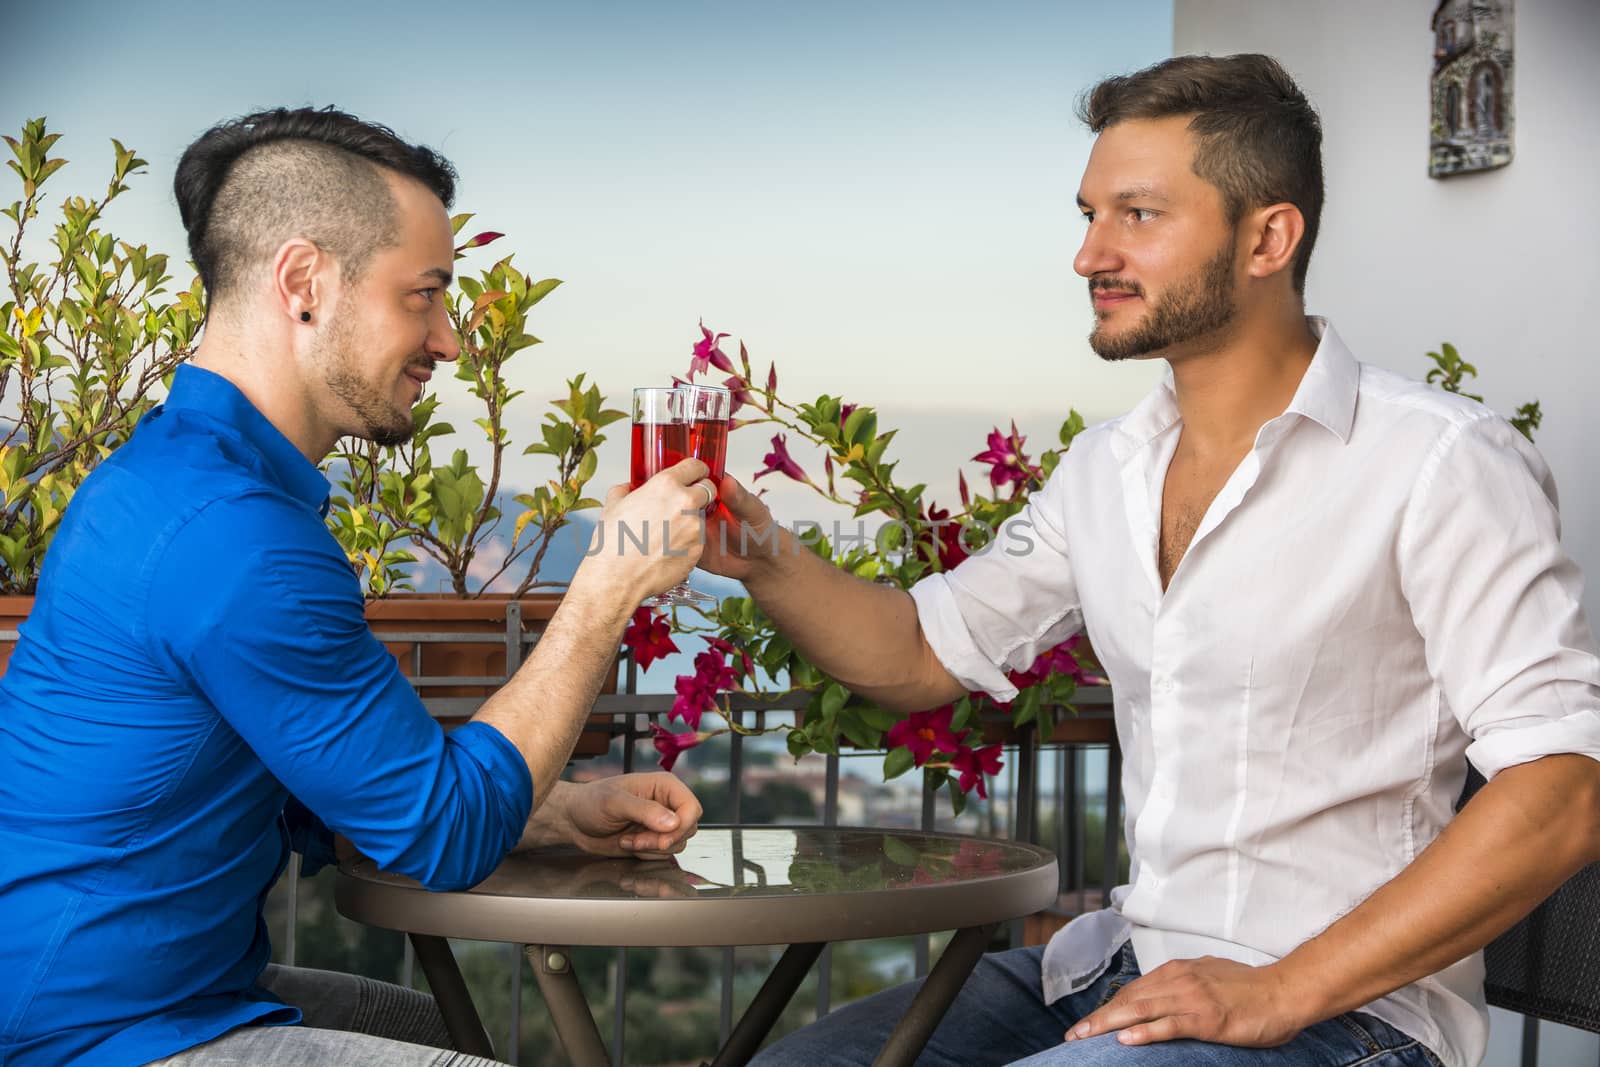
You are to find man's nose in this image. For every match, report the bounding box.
[428,302,460,363]
[1073,221,1122,279]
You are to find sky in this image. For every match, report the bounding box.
[4,0,1173,545]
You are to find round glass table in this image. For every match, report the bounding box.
[336,825,1058,1067]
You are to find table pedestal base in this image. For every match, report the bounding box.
[414,925,998,1067]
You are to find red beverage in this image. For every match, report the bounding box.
[630,421,688,489]
[688,418,728,480]
[687,416,729,514]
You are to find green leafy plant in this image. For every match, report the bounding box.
[1426,341,1542,441]
[0,118,205,594]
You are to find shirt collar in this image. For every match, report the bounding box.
[1110,315,1358,462]
[163,364,332,514]
[1283,317,1358,444]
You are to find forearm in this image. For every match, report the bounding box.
[744,526,964,712]
[513,780,574,850]
[471,569,637,811]
[1275,753,1600,1021]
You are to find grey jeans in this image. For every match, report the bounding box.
[146,964,511,1066]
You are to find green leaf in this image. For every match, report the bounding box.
[882,745,916,780]
[842,406,876,449]
[882,835,921,867]
[837,708,878,749]
[947,777,968,817]
[787,729,812,760]
[820,681,848,719]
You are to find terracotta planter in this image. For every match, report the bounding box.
[364,593,618,758]
[0,595,33,676]
[0,593,617,758]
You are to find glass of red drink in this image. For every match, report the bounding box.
[630,388,708,606]
[678,384,731,513]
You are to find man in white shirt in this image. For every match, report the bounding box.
[709,54,1600,1067]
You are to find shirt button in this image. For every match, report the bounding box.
[1153,676,1175,694]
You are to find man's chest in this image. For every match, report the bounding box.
[1068,431,1421,693]
[1157,447,1245,589]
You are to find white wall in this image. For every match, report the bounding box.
[1172,4,1600,1064]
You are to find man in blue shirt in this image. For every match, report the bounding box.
[0,107,717,1066]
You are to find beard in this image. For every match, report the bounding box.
[314,304,423,447]
[1088,243,1238,362]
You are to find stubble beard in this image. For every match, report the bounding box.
[1089,243,1239,363]
[316,304,420,448]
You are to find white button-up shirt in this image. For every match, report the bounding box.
[910,319,1600,1067]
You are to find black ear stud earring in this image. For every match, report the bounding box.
[300,311,311,322]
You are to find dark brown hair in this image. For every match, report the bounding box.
[174,106,458,304]
[1078,54,1323,294]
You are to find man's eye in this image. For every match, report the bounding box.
[1079,212,1095,224]
[1129,208,1156,223]
[416,288,438,304]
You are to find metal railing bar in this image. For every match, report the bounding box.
[284,852,299,966]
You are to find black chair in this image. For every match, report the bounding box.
[1459,767,1600,1064]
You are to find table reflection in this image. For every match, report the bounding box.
[463,827,1048,902]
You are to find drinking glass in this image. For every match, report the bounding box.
[678,384,731,515]
[629,388,711,606]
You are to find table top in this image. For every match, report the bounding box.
[336,825,1059,947]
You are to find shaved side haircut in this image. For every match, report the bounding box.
[174,107,457,306]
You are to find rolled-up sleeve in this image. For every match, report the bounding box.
[148,494,533,891]
[1398,414,1600,780]
[909,467,1084,703]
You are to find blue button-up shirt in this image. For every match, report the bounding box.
[0,365,533,1066]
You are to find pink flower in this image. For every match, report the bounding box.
[456,230,504,250]
[838,402,858,429]
[886,705,969,767]
[650,723,705,772]
[1005,634,1108,690]
[919,502,968,571]
[690,319,734,379]
[622,607,679,672]
[671,672,717,730]
[670,637,742,729]
[951,744,1004,799]
[723,374,755,415]
[972,421,1038,492]
[754,434,809,483]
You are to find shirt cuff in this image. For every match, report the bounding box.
[448,719,535,860]
[909,573,1021,703]
[1466,709,1600,781]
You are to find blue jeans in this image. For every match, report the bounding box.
[752,944,1442,1067]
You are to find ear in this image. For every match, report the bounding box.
[1243,202,1305,284]
[271,237,331,325]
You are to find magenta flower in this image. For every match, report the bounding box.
[671,672,717,730]
[972,421,1038,492]
[670,637,743,729]
[919,502,968,571]
[754,434,810,484]
[622,607,679,672]
[886,705,969,766]
[951,744,1004,799]
[723,375,755,415]
[838,402,858,429]
[1005,634,1109,691]
[690,319,734,379]
[650,723,705,772]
